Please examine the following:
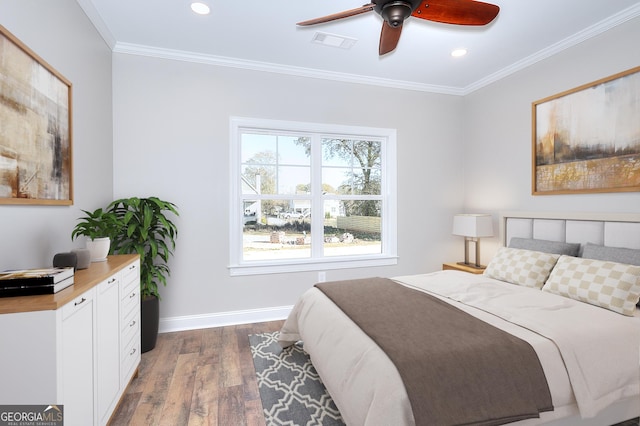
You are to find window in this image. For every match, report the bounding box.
[229,117,397,275]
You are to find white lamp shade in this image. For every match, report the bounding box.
[452,214,493,238]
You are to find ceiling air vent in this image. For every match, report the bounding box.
[311,32,357,49]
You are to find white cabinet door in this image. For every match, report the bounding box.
[96,276,121,425]
[61,288,96,426]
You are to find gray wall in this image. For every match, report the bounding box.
[1,1,639,328]
[111,54,465,321]
[0,0,113,269]
[462,16,640,258]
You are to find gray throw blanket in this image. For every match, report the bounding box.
[316,277,553,426]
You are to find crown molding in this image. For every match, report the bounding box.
[113,42,464,96]
[95,2,640,97]
[464,3,640,94]
[76,0,116,49]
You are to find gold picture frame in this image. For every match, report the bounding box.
[532,65,640,195]
[0,25,73,205]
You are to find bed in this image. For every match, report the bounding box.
[278,211,640,426]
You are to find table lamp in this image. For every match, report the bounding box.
[452,214,493,268]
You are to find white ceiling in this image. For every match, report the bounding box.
[78,0,640,95]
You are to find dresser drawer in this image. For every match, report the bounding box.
[120,260,139,309]
[120,261,139,287]
[121,268,138,300]
[121,333,140,384]
[121,306,139,345]
[121,279,139,318]
[61,287,96,320]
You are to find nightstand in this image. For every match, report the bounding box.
[442,262,486,274]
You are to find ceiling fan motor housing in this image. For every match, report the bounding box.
[375,0,422,27]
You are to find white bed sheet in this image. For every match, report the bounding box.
[279,271,640,426]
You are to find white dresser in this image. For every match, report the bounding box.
[0,254,141,426]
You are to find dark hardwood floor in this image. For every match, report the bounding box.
[108,320,284,426]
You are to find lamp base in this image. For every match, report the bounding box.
[456,261,486,270]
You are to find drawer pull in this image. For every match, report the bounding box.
[108,277,117,284]
[74,297,86,306]
[129,292,136,299]
[128,264,136,271]
[129,320,136,328]
[130,347,137,356]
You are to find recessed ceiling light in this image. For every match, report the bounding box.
[311,32,357,50]
[451,48,468,58]
[191,2,210,15]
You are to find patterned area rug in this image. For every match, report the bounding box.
[248,332,345,426]
[249,332,640,426]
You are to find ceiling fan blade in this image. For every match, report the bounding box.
[297,4,376,26]
[411,0,499,26]
[379,21,403,55]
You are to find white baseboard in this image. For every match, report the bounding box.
[158,305,293,333]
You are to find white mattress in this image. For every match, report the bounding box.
[279,271,640,425]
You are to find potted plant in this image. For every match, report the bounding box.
[71,208,121,262]
[107,196,178,352]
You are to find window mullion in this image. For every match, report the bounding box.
[310,134,324,258]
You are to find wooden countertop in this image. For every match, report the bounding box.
[0,254,139,315]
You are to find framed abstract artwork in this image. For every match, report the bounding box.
[532,66,640,195]
[0,25,72,205]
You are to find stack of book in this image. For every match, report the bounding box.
[0,267,74,297]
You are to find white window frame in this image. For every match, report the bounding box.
[229,117,397,276]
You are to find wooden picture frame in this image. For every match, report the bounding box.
[0,25,72,205]
[532,66,640,195]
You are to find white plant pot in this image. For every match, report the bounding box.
[86,237,110,262]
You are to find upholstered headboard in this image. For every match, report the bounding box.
[500,211,640,251]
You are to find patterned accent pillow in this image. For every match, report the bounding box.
[484,247,560,289]
[542,255,640,316]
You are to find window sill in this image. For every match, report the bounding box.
[228,255,398,276]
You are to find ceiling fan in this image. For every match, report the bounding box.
[297,0,500,55]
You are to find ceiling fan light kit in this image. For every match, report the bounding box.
[297,0,499,56]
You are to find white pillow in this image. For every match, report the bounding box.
[542,255,640,316]
[484,247,560,289]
